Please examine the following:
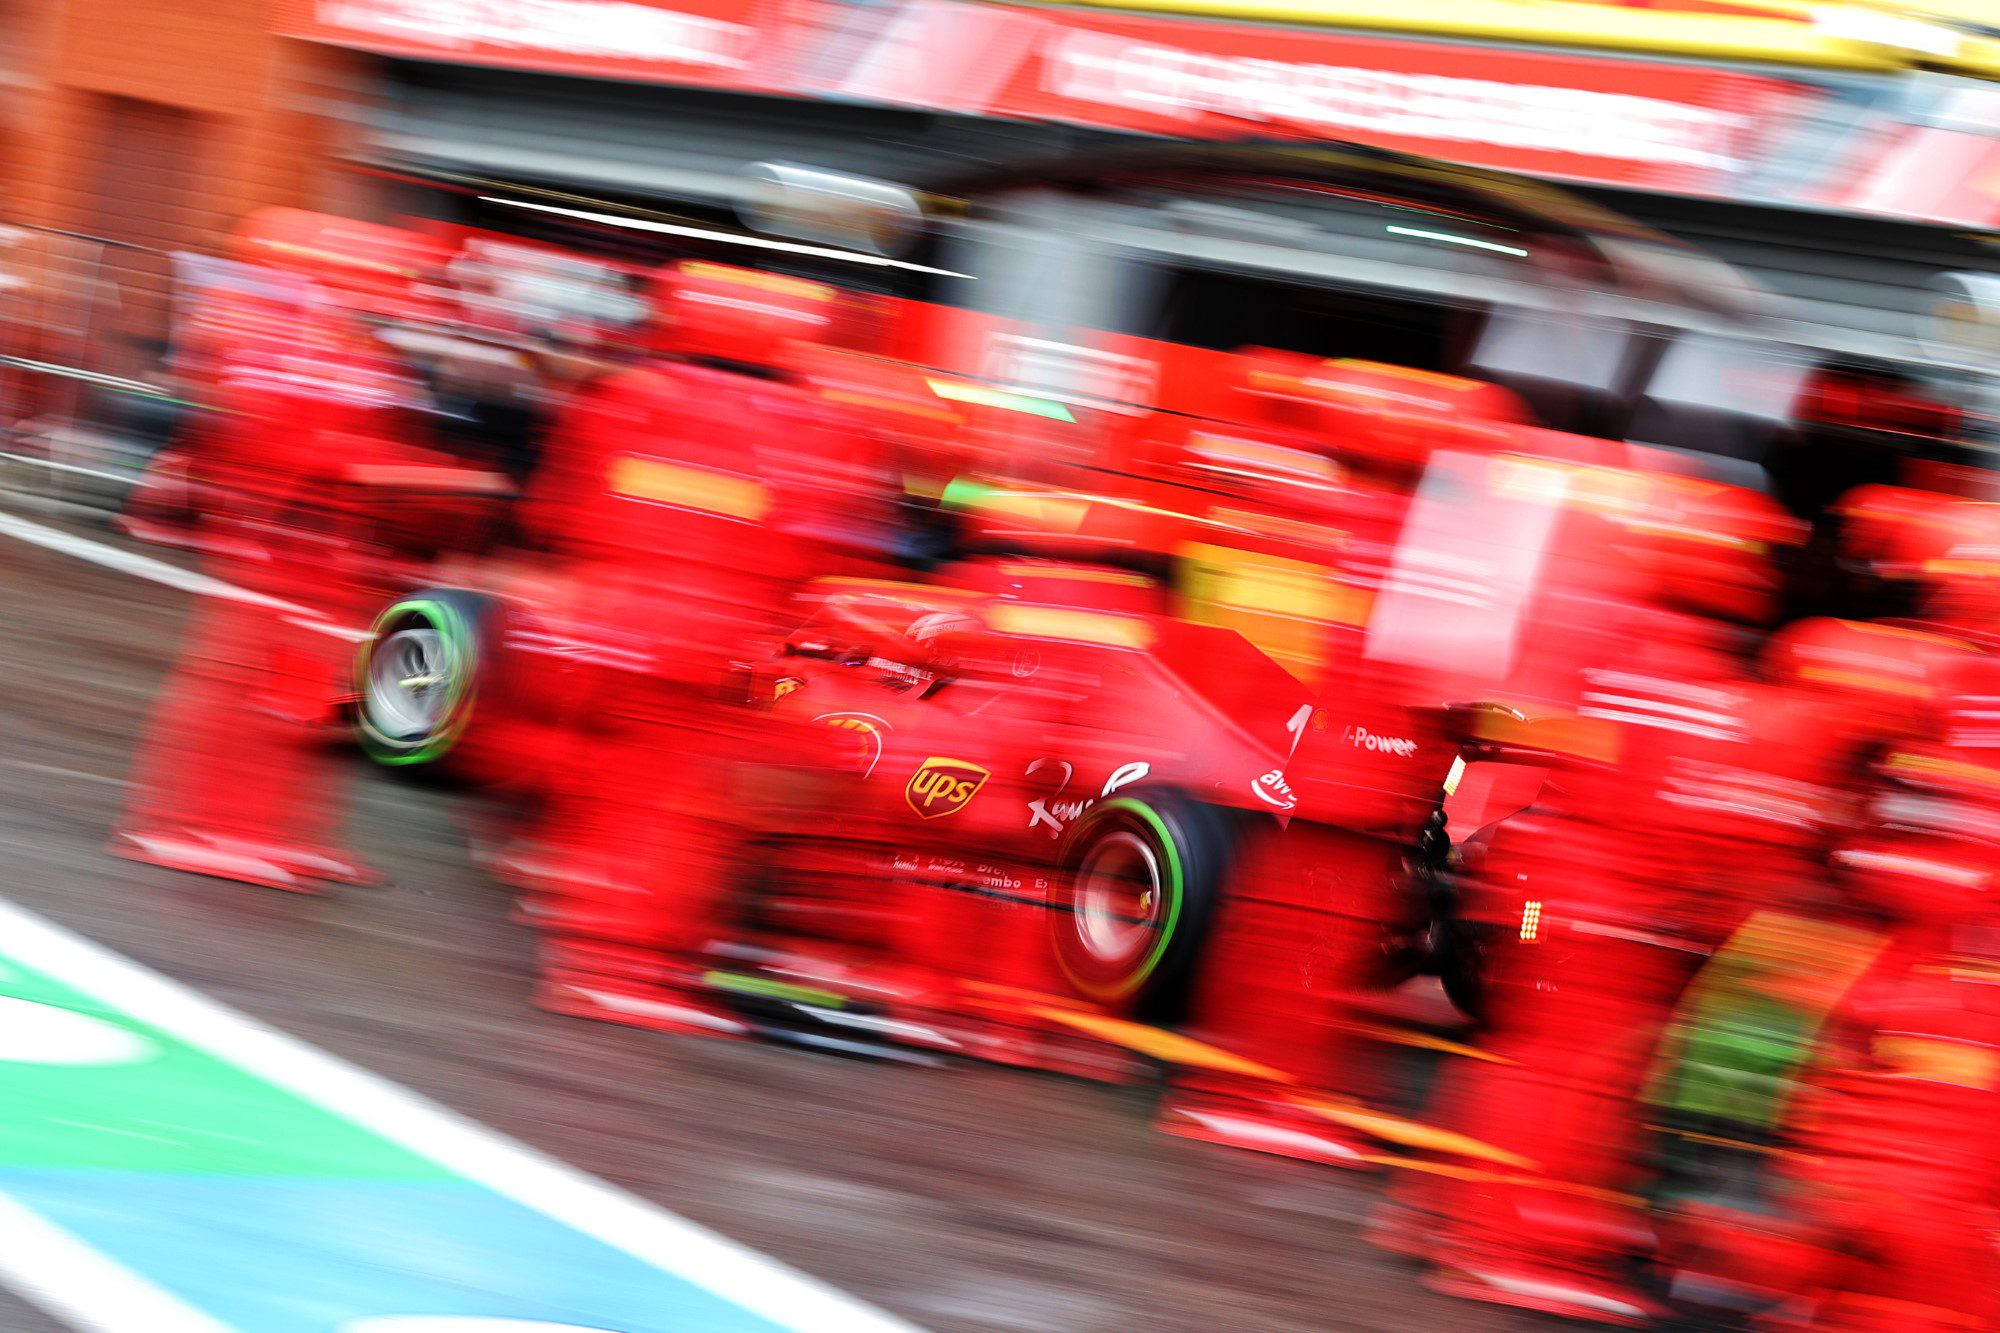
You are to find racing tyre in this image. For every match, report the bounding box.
[355,590,490,769]
[1051,792,1235,1021]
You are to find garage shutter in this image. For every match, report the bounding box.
[78,95,205,347]
[355,62,2000,373]
[366,62,1089,208]
[1585,187,2000,365]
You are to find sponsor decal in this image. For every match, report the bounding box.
[813,711,888,777]
[887,852,1051,899]
[1342,724,1420,758]
[978,333,1159,408]
[907,610,979,642]
[1012,648,1041,679]
[905,756,989,819]
[312,0,755,69]
[1103,760,1151,798]
[773,676,804,701]
[1043,30,1753,172]
[1026,758,1077,834]
[1027,759,1150,835]
[1252,768,1296,811]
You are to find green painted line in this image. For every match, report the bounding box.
[0,961,443,1180]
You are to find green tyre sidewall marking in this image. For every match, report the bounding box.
[1077,796,1186,1000]
[356,597,477,767]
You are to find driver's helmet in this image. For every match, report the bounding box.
[787,577,985,680]
[647,260,841,367]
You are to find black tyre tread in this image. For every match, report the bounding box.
[1052,789,1240,1022]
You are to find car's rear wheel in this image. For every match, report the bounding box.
[1050,793,1235,1020]
[356,590,490,767]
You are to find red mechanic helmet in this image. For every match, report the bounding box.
[1230,350,1530,477]
[1835,486,2000,637]
[1618,472,1807,626]
[1760,617,1975,740]
[1836,483,2000,580]
[229,208,452,322]
[646,260,841,367]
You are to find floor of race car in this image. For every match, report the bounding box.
[0,509,1562,1332]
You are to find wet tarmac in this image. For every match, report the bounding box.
[0,509,1558,1332]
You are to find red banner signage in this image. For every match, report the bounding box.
[843,4,1814,195]
[281,0,1820,199]
[287,0,795,88]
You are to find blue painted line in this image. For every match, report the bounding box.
[0,1169,781,1333]
[0,899,921,1333]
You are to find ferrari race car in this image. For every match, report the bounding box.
[348,348,1547,1068]
[353,546,1479,1067]
[736,569,1448,1023]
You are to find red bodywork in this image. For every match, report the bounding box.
[741,570,1311,1015]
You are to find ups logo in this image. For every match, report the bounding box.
[905,757,989,819]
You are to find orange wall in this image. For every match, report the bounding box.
[4,0,373,310]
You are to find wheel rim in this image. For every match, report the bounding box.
[1074,829,1164,966]
[365,624,452,742]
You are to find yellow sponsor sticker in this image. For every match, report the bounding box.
[1795,665,1932,698]
[608,455,771,521]
[1875,1035,2000,1089]
[904,757,989,820]
[680,262,835,301]
[1329,359,1472,389]
[986,604,1156,649]
[996,562,1156,589]
[1886,750,2000,789]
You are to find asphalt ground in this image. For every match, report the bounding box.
[0,507,1561,1333]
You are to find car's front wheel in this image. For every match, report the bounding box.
[355,590,490,768]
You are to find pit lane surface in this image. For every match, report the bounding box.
[0,509,1558,1333]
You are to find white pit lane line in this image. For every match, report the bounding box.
[0,898,922,1333]
[0,508,368,640]
[0,1192,232,1333]
[0,509,917,1331]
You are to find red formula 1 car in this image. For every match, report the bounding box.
[734,568,1321,1051]
[361,552,1475,1076]
[350,375,1532,1077]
